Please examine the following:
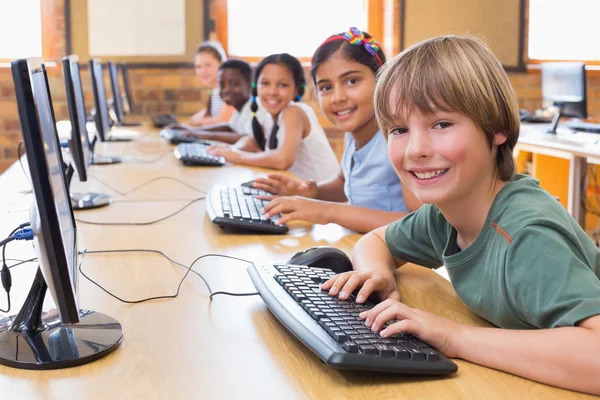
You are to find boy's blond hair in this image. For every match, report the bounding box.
[374,35,520,181]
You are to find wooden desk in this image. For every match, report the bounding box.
[0,124,593,399]
[516,124,600,227]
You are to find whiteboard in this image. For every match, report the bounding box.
[87,0,186,56]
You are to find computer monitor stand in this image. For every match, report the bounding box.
[547,104,564,134]
[89,136,122,165]
[0,265,123,369]
[106,136,134,142]
[65,162,112,210]
[119,120,142,127]
[92,154,122,165]
[107,109,136,142]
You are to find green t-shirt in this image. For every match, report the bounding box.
[385,174,600,329]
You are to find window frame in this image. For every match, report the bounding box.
[0,0,58,63]
[214,0,384,63]
[525,0,600,67]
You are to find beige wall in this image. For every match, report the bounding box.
[0,0,597,172]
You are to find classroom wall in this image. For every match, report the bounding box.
[2,0,600,174]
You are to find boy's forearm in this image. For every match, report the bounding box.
[324,203,407,234]
[352,229,399,278]
[457,325,600,395]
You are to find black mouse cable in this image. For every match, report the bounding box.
[78,249,258,304]
[88,175,207,197]
[75,196,205,226]
[5,257,38,269]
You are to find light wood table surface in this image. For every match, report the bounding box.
[0,123,594,399]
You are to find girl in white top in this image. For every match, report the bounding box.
[208,53,339,182]
[263,101,338,181]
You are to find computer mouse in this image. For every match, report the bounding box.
[287,246,353,274]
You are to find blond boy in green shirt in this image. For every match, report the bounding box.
[322,36,600,395]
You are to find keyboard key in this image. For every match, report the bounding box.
[374,344,394,357]
[332,331,348,342]
[401,342,426,361]
[390,345,411,359]
[343,341,359,353]
[423,349,441,362]
[359,344,378,355]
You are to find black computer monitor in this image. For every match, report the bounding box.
[119,62,134,115]
[63,56,92,181]
[541,62,587,133]
[107,61,126,125]
[108,61,141,127]
[62,55,113,209]
[1,57,122,370]
[89,59,135,142]
[89,59,112,142]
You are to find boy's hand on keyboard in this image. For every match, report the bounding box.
[260,196,326,225]
[321,271,400,303]
[360,299,464,358]
[208,147,241,163]
[253,173,318,198]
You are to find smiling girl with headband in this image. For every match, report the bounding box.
[253,28,420,233]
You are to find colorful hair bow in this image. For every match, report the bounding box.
[315,27,383,66]
[343,27,380,57]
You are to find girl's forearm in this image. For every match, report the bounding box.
[316,176,347,202]
[239,151,293,170]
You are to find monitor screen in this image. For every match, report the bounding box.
[107,61,125,124]
[119,63,133,115]
[12,58,79,323]
[63,56,91,181]
[32,68,78,300]
[89,59,112,141]
[541,62,587,119]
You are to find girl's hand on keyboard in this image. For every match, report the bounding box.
[321,271,400,303]
[208,147,241,163]
[259,196,326,225]
[206,142,230,150]
[359,299,464,357]
[168,122,194,131]
[253,174,318,198]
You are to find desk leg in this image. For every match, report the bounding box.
[568,156,587,227]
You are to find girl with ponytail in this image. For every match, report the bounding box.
[208,53,339,182]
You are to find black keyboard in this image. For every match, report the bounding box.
[160,128,213,145]
[248,263,458,374]
[564,120,600,133]
[152,113,177,128]
[174,143,225,166]
[206,184,289,234]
